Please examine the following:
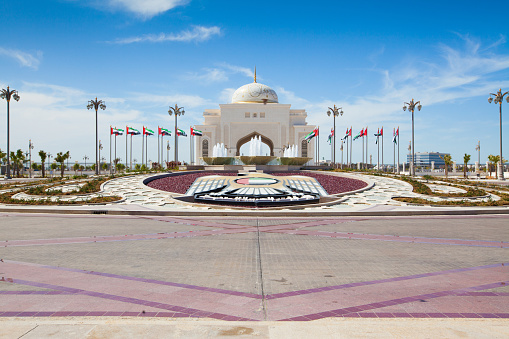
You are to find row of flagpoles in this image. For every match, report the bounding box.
[109,125,203,171]
[302,126,401,170]
[109,123,400,170]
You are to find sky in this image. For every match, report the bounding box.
[1,0,509,166]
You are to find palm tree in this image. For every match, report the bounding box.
[73,163,80,175]
[463,153,471,179]
[55,151,70,177]
[440,154,453,178]
[488,154,499,178]
[10,150,24,177]
[0,150,6,165]
[39,150,47,178]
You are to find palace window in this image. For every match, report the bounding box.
[253,113,257,118]
[202,139,209,157]
[301,140,308,157]
[260,112,265,118]
[245,112,250,118]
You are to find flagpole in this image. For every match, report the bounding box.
[362,130,364,170]
[158,126,160,165]
[125,126,128,170]
[146,133,148,167]
[190,128,193,166]
[109,126,112,174]
[397,127,400,174]
[142,127,145,168]
[393,128,396,173]
[114,132,117,173]
[381,126,384,172]
[345,137,347,167]
[350,126,352,169]
[366,126,368,169]
[317,126,320,165]
[130,133,132,170]
[377,128,380,171]
[340,140,343,169]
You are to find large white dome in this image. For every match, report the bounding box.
[231,82,278,104]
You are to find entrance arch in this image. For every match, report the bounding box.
[236,132,274,156]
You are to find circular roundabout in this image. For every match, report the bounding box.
[145,171,371,208]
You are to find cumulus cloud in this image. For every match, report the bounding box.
[94,0,189,18]
[0,47,42,70]
[112,26,221,44]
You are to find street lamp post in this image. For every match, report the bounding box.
[98,140,103,175]
[475,141,480,172]
[47,153,52,177]
[488,89,508,180]
[168,104,185,164]
[83,155,89,172]
[87,98,106,175]
[1,86,21,179]
[403,99,422,176]
[166,141,170,167]
[28,140,34,178]
[326,105,343,166]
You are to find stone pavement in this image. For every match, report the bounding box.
[6,172,506,210]
[0,214,507,326]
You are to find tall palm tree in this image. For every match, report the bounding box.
[440,154,453,178]
[55,151,70,178]
[39,150,47,178]
[463,153,471,179]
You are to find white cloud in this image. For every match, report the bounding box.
[0,47,42,69]
[113,26,221,44]
[183,68,228,84]
[219,88,236,103]
[95,0,189,18]
[219,63,254,78]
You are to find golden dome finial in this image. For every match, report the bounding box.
[254,66,257,83]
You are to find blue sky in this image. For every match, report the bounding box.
[1,0,508,165]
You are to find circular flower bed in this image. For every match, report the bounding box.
[146,171,367,195]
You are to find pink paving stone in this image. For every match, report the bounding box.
[392,312,413,318]
[375,313,396,318]
[443,313,466,318]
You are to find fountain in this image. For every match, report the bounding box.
[240,136,276,165]
[280,144,311,166]
[201,137,310,167]
[202,143,235,165]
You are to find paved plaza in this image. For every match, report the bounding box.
[1,214,508,325]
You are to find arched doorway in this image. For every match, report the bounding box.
[236,132,274,156]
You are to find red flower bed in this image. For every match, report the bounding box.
[146,171,367,195]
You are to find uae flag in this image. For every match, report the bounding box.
[191,127,203,136]
[304,130,317,143]
[353,129,363,141]
[393,127,399,144]
[176,128,187,137]
[111,127,124,136]
[159,127,171,136]
[143,127,154,136]
[363,127,368,136]
[331,128,334,136]
[127,127,140,135]
[327,134,332,144]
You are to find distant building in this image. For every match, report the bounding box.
[407,152,450,167]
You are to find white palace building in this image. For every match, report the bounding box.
[194,72,316,164]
